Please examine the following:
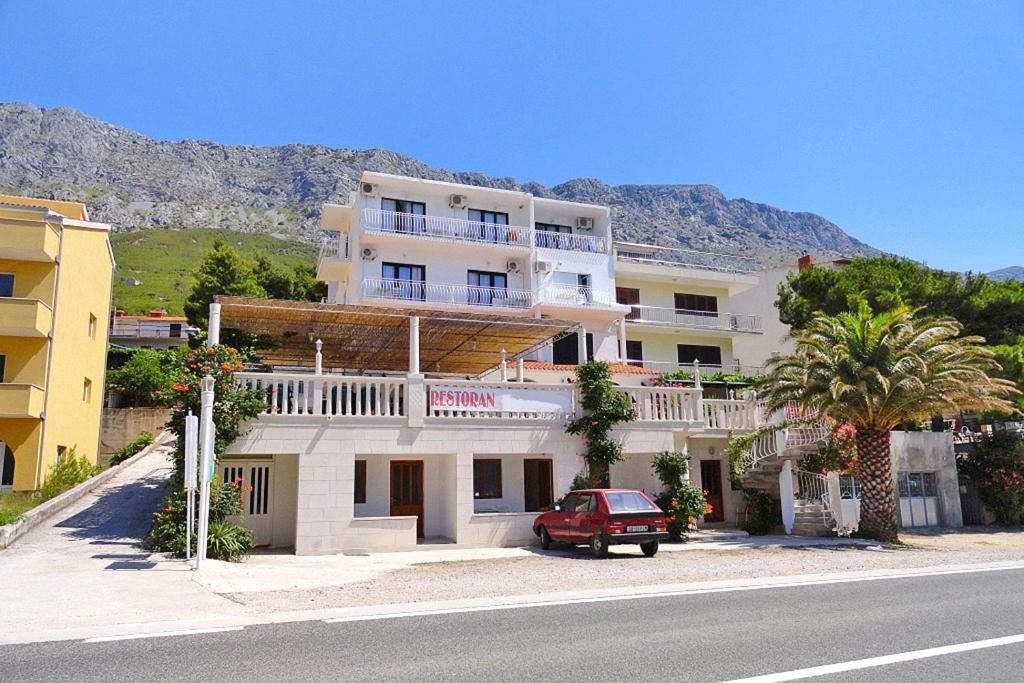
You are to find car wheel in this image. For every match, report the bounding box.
[640,541,659,557]
[589,534,610,558]
[539,526,553,550]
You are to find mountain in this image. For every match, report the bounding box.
[989,267,1024,282]
[0,102,878,263]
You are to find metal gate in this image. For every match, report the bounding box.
[897,472,940,527]
[221,461,274,545]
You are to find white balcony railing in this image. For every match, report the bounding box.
[539,283,616,308]
[363,208,532,248]
[615,242,758,274]
[236,372,406,418]
[319,233,349,260]
[702,398,762,430]
[625,305,763,333]
[362,277,533,310]
[535,231,605,253]
[616,386,702,423]
[622,359,765,377]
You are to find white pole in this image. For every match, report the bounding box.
[194,376,215,570]
[207,302,221,349]
[693,359,702,388]
[516,357,524,383]
[315,339,323,376]
[617,318,628,362]
[499,349,508,382]
[184,412,199,561]
[409,316,420,375]
[577,328,587,364]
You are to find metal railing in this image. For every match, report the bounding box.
[361,277,533,309]
[236,372,405,418]
[363,208,532,248]
[621,360,765,377]
[539,283,616,308]
[616,386,702,423]
[614,242,758,274]
[319,232,349,260]
[795,468,834,527]
[624,305,762,333]
[535,231,605,253]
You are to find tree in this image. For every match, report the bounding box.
[252,254,294,300]
[106,348,174,406]
[183,240,264,328]
[759,303,1017,542]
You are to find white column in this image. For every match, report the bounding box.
[617,318,628,362]
[780,459,795,535]
[207,302,221,348]
[409,315,420,375]
[194,376,215,569]
[499,348,508,382]
[827,470,844,532]
[314,339,323,376]
[312,339,323,416]
[516,358,524,383]
[577,328,588,364]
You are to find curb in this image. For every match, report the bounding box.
[0,430,174,550]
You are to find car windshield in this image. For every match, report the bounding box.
[605,491,657,512]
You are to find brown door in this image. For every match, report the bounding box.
[616,287,641,320]
[390,460,424,537]
[700,460,725,523]
[524,459,553,512]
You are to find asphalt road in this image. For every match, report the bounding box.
[3,567,1024,682]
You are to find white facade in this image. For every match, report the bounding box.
[109,311,197,350]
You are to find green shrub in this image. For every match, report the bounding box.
[38,449,97,502]
[0,493,38,526]
[566,361,635,482]
[741,488,776,535]
[145,477,255,561]
[206,521,254,562]
[650,451,709,541]
[109,431,156,467]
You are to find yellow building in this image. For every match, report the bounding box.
[0,196,114,492]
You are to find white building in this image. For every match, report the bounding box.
[110,310,197,350]
[212,172,960,554]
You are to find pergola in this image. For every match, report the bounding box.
[213,297,581,376]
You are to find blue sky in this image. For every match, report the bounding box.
[2,1,1022,273]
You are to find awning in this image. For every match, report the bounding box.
[216,297,581,376]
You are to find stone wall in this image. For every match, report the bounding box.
[100,407,171,455]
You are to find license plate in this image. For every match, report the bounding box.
[626,525,649,533]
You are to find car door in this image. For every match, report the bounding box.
[549,494,577,541]
[568,493,596,540]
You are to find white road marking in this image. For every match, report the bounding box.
[83,626,244,643]
[720,633,1024,682]
[324,562,1024,623]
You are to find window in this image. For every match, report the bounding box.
[468,209,509,226]
[535,222,572,249]
[574,493,595,512]
[355,460,367,505]
[839,475,861,499]
[380,262,426,301]
[898,472,938,498]
[560,493,578,511]
[0,273,13,298]
[552,332,593,365]
[56,445,67,464]
[674,293,718,316]
[616,287,641,320]
[83,378,92,402]
[381,198,426,233]
[605,491,657,512]
[625,340,643,366]
[468,209,510,244]
[1,443,13,487]
[88,314,97,338]
[169,323,182,338]
[473,459,502,499]
[677,344,722,367]
[524,459,553,512]
[0,354,5,383]
[467,270,507,306]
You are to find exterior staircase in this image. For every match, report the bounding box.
[790,501,832,537]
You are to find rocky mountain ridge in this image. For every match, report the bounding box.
[0,102,878,263]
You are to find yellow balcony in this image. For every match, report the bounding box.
[0,298,52,337]
[0,218,60,262]
[0,383,45,418]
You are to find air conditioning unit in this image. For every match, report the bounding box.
[361,247,377,261]
[360,182,379,197]
[506,259,521,273]
[449,194,468,209]
[535,260,553,275]
[576,217,595,230]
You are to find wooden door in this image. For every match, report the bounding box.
[390,460,424,537]
[524,459,553,512]
[700,460,725,523]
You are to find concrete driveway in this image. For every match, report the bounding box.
[0,446,243,642]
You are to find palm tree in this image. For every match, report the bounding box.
[761,303,1017,542]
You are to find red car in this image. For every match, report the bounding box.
[533,488,668,558]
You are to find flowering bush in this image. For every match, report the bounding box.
[146,478,254,560]
[959,431,1024,524]
[656,483,710,541]
[799,423,859,476]
[566,362,635,484]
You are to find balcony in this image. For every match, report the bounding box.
[0,383,45,418]
[620,359,765,377]
[538,283,617,309]
[0,298,52,337]
[624,305,762,333]
[361,277,533,311]
[363,208,532,249]
[316,232,350,281]
[535,231,605,253]
[0,220,60,262]
[615,242,758,275]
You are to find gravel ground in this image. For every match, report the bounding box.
[226,529,1024,613]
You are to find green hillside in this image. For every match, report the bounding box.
[111,228,317,315]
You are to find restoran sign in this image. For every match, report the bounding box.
[429,385,573,414]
